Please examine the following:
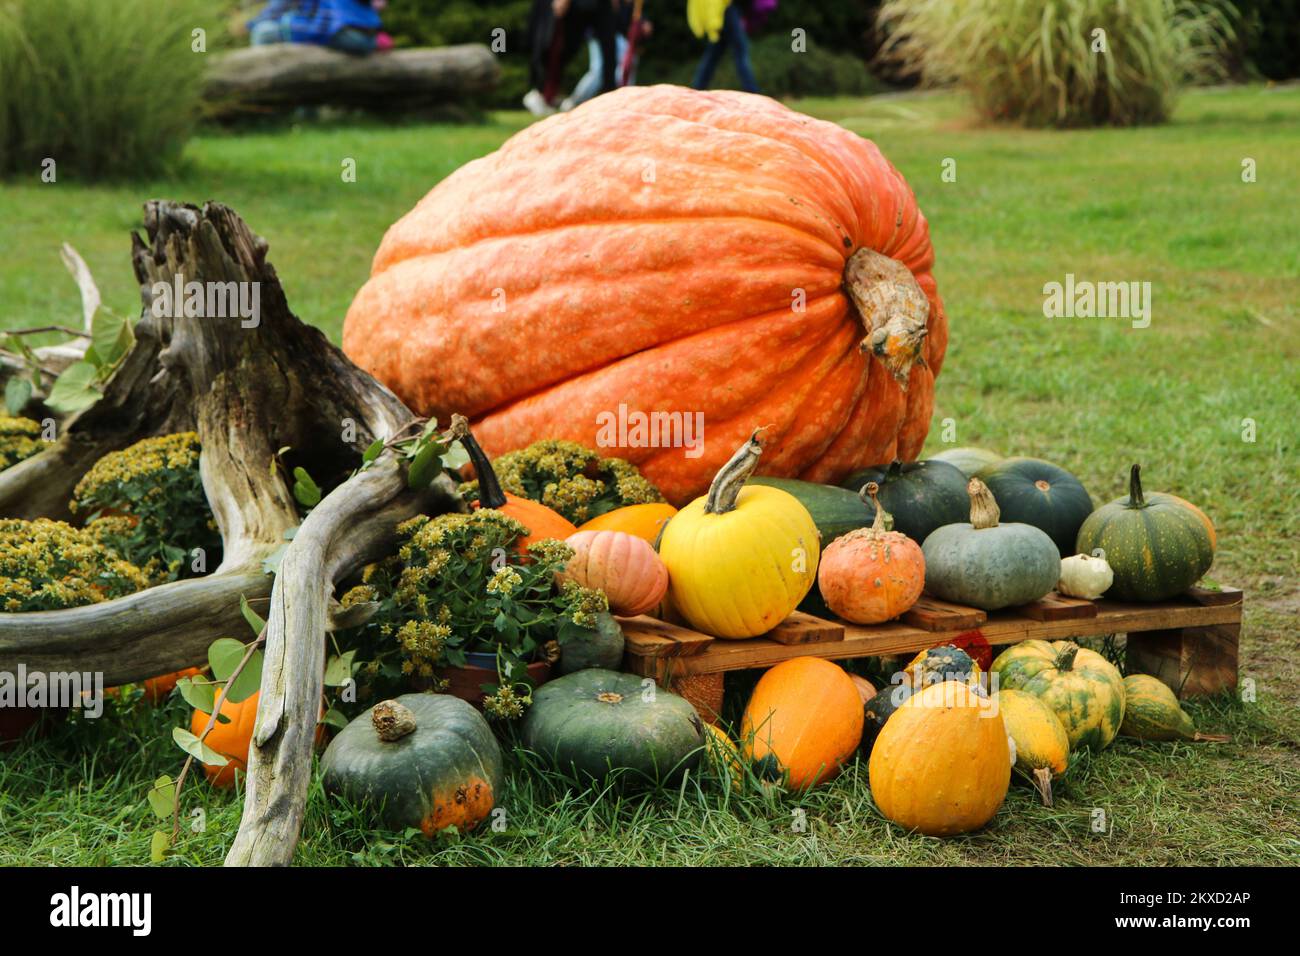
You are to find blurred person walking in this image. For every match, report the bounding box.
[525,0,619,116]
[688,0,764,93]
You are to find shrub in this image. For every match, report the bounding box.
[1229,0,1300,79]
[875,0,1236,127]
[0,518,151,611]
[0,0,226,179]
[0,416,45,470]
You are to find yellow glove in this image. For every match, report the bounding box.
[687,0,729,42]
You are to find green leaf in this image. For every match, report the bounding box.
[147,775,175,820]
[323,650,357,688]
[240,593,266,635]
[150,830,170,864]
[440,441,470,472]
[172,726,228,766]
[207,638,262,702]
[293,466,322,507]
[177,677,216,715]
[45,361,101,413]
[261,542,289,576]
[406,439,443,491]
[321,707,351,730]
[90,308,133,369]
[4,377,32,416]
[361,438,386,465]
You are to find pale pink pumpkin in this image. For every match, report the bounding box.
[817,483,925,624]
[562,530,669,617]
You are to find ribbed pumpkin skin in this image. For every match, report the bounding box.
[869,681,1010,836]
[997,689,1070,783]
[1120,674,1197,741]
[576,502,677,544]
[840,459,969,544]
[660,486,819,638]
[922,521,1059,611]
[321,694,504,836]
[975,457,1093,558]
[1075,488,1214,602]
[522,670,703,783]
[991,641,1126,752]
[343,86,947,506]
[741,658,864,789]
[562,530,668,616]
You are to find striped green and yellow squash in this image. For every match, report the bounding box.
[1075,464,1214,602]
[991,640,1125,752]
[997,688,1070,806]
[1120,674,1228,742]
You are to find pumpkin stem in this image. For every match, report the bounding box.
[704,430,764,515]
[372,699,417,742]
[1032,767,1055,807]
[967,478,1000,530]
[860,481,891,533]
[460,425,508,510]
[842,247,930,389]
[1128,463,1145,507]
[1055,643,1080,672]
[1191,731,1231,743]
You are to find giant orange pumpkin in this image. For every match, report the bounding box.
[343,86,947,506]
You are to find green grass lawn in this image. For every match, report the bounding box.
[1,86,1297,866]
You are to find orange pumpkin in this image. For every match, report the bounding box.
[576,502,678,545]
[741,657,863,789]
[460,426,577,549]
[191,692,261,788]
[142,667,202,704]
[561,529,668,616]
[343,86,947,506]
[817,482,925,624]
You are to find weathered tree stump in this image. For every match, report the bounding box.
[0,201,462,865]
[205,43,500,115]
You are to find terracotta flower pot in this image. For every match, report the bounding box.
[442,654,552,708]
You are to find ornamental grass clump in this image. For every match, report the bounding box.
[339,509,609,718]
[876,0,1235,127]
[460,440,664,525]
[70,432,221,583]
[0,416,45,470]
[0,518,151,612]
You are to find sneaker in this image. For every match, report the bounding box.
[523,89,556,117]
[559,97,577,112]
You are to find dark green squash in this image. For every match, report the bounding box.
[922,478,1060,610]
[839,459,969,545]
[860,682,914,754]
[748,476,876,544]
[975,457,1093,557]
[321,694,504,836]
[521,669,703,784]
[1075,464,1215,601]
[929,446,1002,478]
[557,611,624,674]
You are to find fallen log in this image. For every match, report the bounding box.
[205,43,500,114]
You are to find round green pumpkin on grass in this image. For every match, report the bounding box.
[991,640,1125,752]
[1120,674,1229,742]
[921,478,1060,611]
[839,459,970,545]
[1075,464,1215,601]
[975,456,1093,558]
[321,694,504,836]
[929,446,1002,478]
[521,669,704,784]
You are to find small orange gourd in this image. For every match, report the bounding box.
[460,426,577,549]
[576,502,678,544]
[817,482,925,624]
[561,529,668,616]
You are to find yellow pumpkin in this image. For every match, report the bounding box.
[703,723,745,791]
[996,689,1070,806]
[659,432,819,639]
[869,681,1010,836]
[741,657,863,789]
[577,502,678,545]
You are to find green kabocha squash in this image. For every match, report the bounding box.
[921,478,1060,610]
[839,459,969,545]
[991,640,1125,752]
[929,446,1002,478]
[860,682,914,754]
[557,611,624,674]
[997,689,1070,806]
[975,457,1093,558]
[521,669,703,783]
[321,695,504,836]
[1120,674,1229,742]
[1075,464,1215,601]
[748,477,876,545]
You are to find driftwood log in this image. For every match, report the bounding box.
[0,201,462,865]
[205,43,500,114]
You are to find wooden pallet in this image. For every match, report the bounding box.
[622,587,1243,722]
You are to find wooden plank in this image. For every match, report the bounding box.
[669,672,725,725]
[902,595,987,631]
[765,611,844,645]
[1186,585,1243,607]
[619,615,714,659]
[1127,623,1240,698]
[1018,592,1098,621]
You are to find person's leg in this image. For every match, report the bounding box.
[725,5,760,93]
[527,0,553,92]
[692,34,727,89]
[593,1,617,93]
[569,37,603,107]
[329,27,377,54]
